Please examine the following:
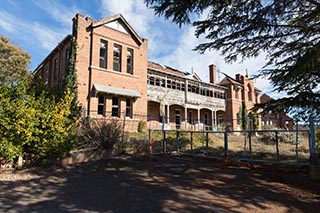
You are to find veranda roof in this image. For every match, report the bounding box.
[93,84,140,98]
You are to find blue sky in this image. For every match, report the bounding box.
[0,0,281,97]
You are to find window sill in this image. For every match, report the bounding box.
[91,66,139,79]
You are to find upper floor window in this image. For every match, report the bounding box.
[100,40,108,68]
[113,44,122,72]
[181,83,185,91]
[65,47,70,72]
[149,76,155,85]
[45,65,49,85]
[247,84,252,101]
[155,78,160,86]
[234,86,239,99]
[167,80,172,88]
[255,93,259,103]
[53,58,58,81]
[127,48,133,74]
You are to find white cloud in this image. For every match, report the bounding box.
[99,0,184,61]
[148,17,283,97]
[0,9,67,52]
[97,2,281,97]
[32,0,79,28]
[32,23,66,51]
[101,0,154,35]
[0,11,18,33]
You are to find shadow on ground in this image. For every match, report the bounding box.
[0,155,319,212]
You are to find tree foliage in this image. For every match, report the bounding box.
[145,0,320,120]
[0,36,77,165]
[63,37,79,121]
[239,104,249,130]
[0,80,76,164]
[0,36,31,82]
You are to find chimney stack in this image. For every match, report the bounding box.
[209,64,216,84]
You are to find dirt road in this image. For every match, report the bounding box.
[1,155,319,212]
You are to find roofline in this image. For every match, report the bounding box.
[148,61,187,75]
[91,13,143,45]
[33,34,72,74]
[147,66,227,91]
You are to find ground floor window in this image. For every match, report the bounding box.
[112,97,120,117]
[97,95,105,115]
[126,98,132,118]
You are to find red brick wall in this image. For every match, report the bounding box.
[74,14,148,119]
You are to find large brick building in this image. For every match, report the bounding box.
[34,13,265,131]
[147,62,226,130]
[260,94,294,130]
[219,73,262,131]
[35,14,148,130]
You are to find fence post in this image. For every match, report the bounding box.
[309,117,320,181]
[224,131,228,158]
[149,129,151,153]
[161,115,167,153]
[121,111,126,145]
[249,131,252,160]
[190,132,193,151]
[275,131,279,161]
[309,117,316,155]
[176,131,180,153]
[295,121,299,161]
[163,130,166,153]
[206,132,209,155]
[243,131,247,158]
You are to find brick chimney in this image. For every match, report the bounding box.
[235,74,244,83]
[209,64,216,84]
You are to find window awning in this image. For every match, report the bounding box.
[93,84,140,98]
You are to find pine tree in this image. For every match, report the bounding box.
[145,0,320,120]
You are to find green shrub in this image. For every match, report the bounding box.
[138,120,147,132]
[316,132,320,152]
[259,126,295,144]
[0,82,77,164]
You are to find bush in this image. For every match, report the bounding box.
[138,120,147,132]
[259,126,295,144]
[78,118,123,151]
[316,131,320,152]
[0,82,77,164]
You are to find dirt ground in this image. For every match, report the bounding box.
[0,155,319,213]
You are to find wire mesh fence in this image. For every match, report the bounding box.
[149,129,311,163]
[79,110,316,163]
